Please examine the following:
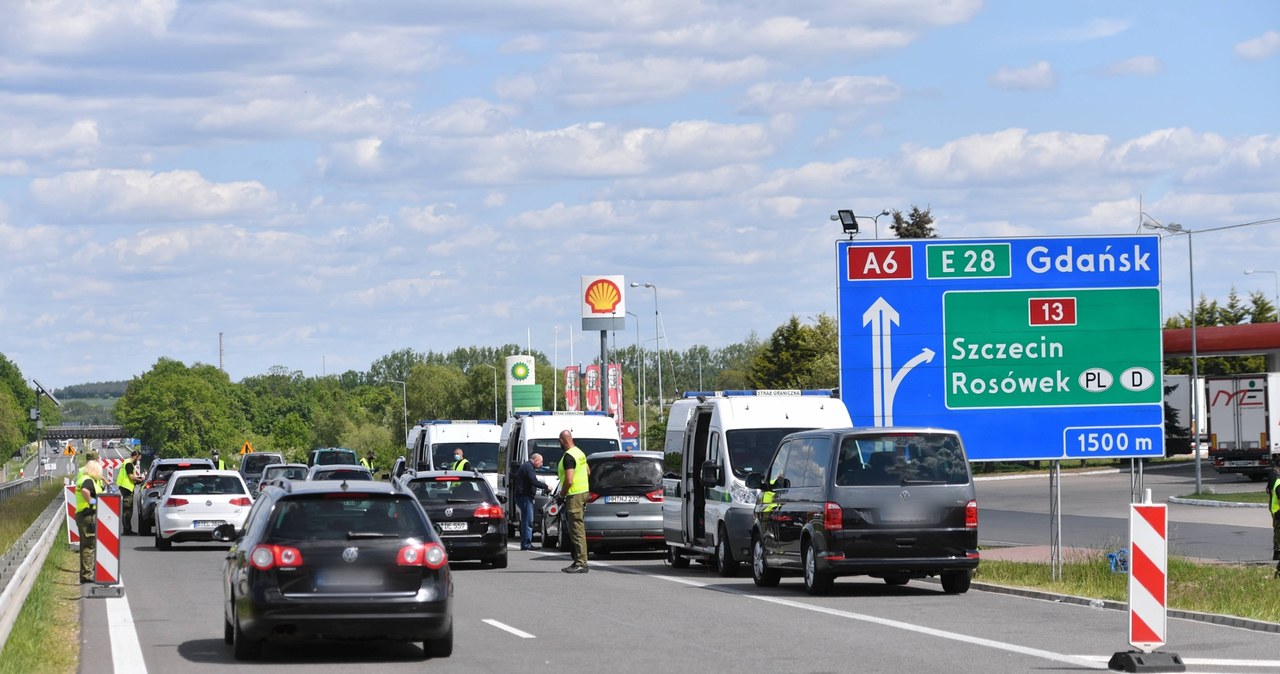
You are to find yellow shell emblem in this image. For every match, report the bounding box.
[585,279,621,313]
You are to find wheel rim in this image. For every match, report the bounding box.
[717,537,727,566]
[805,546,814,585]
[753,539,765,577]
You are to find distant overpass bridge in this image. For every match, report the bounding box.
[43,425,126,441]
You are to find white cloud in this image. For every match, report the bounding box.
[29,169,276,222]
[2,0,178,53]
[196,95,395,137]
[0,120,99,159]
[903,128,1109,183]
[742,75,903,114]
[1236,30,1280,60]
[988,61,1056,90]
[534,54,771,108]
[1047,17,1130,41]
[1103,56,1163,77]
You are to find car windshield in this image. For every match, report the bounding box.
[408,477,495,504]
[430,442,500,472]
[725,428,810,478]
[315,450,358,465]
[835,433,970,486]
[589,457,663,490]
[241,454,282,474]
[152,462,213,483]
[528,437,621,475]
[312,469,372,481]
[171,475,246,495]
[263,465,309,481]
[266,494,428,541]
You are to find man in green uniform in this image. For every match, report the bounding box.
[1268,455,1280,578]
[116,449,143,535]
[77,454,106,583]
[557,430,590,573]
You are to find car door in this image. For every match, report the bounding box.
[774,438,814,568]
[758,440,792,564]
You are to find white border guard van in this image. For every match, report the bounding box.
[408,419,502,487]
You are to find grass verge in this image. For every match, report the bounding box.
[976,552,1280,624]
[0,482,63,554]
[1178,490,1267,504]
[0,523,80,674]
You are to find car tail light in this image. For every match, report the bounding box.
[644,489,664,502]
[398,543,448,569]
[823,502,843,531]
[586,492,600,503]
[473,504,503,519]
[250,544,304,570]
[965,500,978,529]
[145,479,166,491]
[164,497,189,507]
[229,497,252,506]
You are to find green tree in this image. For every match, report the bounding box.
[889,205,938,239]
[1164,290,1268,376]
[272,412,311,454]
[748,314,839,390]
[115,359,246,457]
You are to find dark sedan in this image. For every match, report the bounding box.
[402,471,508,568]
[216,480,453,660]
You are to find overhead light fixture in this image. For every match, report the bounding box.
[836,209,857,234]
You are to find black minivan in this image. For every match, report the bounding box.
[745,427,978,595]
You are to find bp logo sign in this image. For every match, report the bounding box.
[510,363,531,381]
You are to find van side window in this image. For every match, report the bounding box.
[767,441,792,490]
[707,432,721,468]
[803,436,833,487]
[784,439,814,488]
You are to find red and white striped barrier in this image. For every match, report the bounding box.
[100,458,125,485]
[64,482,79,547]
[1128,502,1167,652]
[94,493,122,586]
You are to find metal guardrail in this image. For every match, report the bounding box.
[0,489,64,649]
[0,475,56,505]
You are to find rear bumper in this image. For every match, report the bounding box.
[437,532,506,561]
[237,592,452,642]
[585,515,664,548]
[821,527,979,576]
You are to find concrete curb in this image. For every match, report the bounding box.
[1168,496,1266,508]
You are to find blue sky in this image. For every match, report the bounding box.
[1,0,1277,388]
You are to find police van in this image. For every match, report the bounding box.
[662,390,852,575]
[497,411,623,536]
[408,420,502,488]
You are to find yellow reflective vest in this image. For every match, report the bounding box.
[558,446,589,496]
[116,460,136,492]
[1270,476,1280,515]
[76,470,106,513]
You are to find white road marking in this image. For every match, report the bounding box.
[483,619,536,639]
[106,595,148,674]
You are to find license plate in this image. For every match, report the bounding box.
[439,521,468,532]
[1226,461,1256,467]
[316,569,384,588]
[194,520,226,529]
[880,507,929,523]
[605,495,640,504]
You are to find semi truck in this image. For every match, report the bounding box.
[1205,374,1280,481]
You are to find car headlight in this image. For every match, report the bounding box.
[731,480,758,505]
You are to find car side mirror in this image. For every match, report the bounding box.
[211,523,239,542]
[699,460,722,485]
[745,473,766,490]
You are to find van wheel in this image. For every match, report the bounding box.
[667,546,690,569]
[941,570,972,594]
[751,535,780,587]
[803,542,834,595]
[715,525,740,577]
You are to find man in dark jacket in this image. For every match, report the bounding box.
[513,454,548,550]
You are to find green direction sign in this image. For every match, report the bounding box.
[943,288,1162,409]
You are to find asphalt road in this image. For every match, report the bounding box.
[975,461,1273,563]
[80,520,1280,674]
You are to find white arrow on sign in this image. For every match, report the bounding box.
[863,297,936,426]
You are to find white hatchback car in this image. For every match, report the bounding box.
[154,470,253,550]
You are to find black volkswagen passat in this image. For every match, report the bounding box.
[216,480,453,660]
[401,471,508,568]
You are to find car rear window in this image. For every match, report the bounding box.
[312,469,372,481]
[171,475,246,495]
[242,454,282,473]
[153,462,213,482]
[267,494,428,540]
[588,456,663,491]
[408,477,495,504]
[263,465,309,481]
[528,437,621,475]
[835,433,970,486]
[316,450,358,465]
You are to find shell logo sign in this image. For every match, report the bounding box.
[581,275,626,318]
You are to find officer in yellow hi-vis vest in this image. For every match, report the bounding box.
[76,454,106,583]
[450,448,471,472]
[1268,455,1280,578]
[556,430,590,573]
[116,449,143,535]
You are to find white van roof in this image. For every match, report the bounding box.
[513,411,622,441]
[408,419,499,448]
[684,389,850,429]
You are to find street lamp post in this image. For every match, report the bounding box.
[387,380,408,444]
[627,311,642,443]
[1143,220,1202,494]
[476,364,499,423]
[631,282,663,417]
[832,208,892,239]
[1244,269,1280,320]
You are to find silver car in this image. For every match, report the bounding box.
[543,451,666,554]
[154,470,252,550]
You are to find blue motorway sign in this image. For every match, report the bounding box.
[837,235,1164,461]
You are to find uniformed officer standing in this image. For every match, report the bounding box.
[116,449,143,535]
[212,449,227,470]
[76,454,106,583]
[557,430,590,573]
[450,448,471,472]
[1268,455,1280,578]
